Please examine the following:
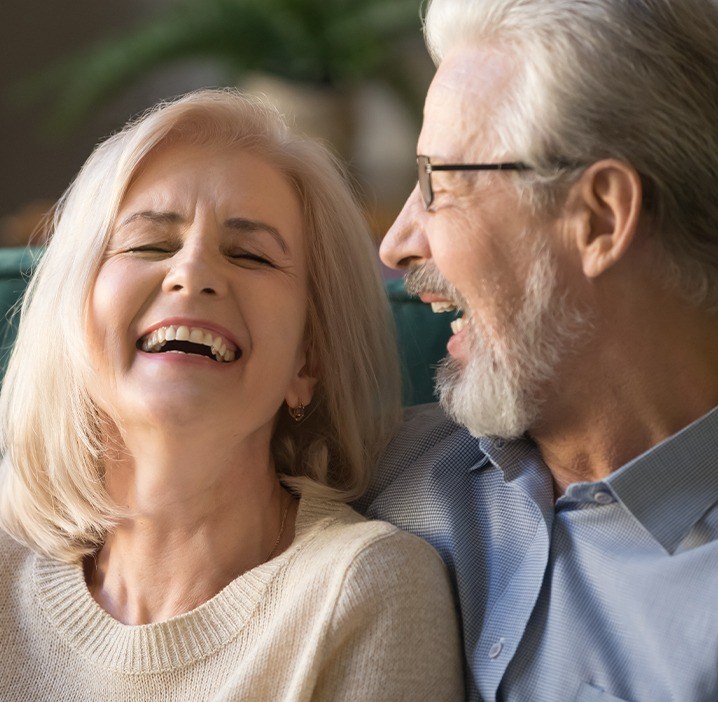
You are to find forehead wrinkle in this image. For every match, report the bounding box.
[420,45,519,162]
[224,217,289,254]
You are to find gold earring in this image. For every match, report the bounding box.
[288,402,306,422]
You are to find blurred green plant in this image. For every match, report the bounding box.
[14,0,428,135]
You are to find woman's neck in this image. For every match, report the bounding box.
[87,426,297,625]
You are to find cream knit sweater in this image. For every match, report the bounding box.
[0,496,464,701]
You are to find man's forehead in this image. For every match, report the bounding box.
[419,45,516,160]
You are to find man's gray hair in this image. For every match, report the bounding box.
[425,0,718,309]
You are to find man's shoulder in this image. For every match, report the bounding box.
[391,402,466,456]
[356,402,485,513]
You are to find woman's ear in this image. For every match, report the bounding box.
[569,159,643,279]
[285,348,319,409]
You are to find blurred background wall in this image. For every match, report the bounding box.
[0,0,433,250]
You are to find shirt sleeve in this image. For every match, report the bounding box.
[312,528,465,701]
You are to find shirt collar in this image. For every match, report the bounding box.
[474,406,718,553]
[603,405,718,553]
[476,435,555,523]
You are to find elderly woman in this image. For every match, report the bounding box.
[0,90,463,700]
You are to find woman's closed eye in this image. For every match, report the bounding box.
[229,251,276,268]
[125,244,176,255]
[115,243,278,268]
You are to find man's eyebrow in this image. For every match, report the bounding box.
[118,210,184,228]
[225,217,289,254]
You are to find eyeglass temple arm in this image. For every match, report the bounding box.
[426,162,531,173]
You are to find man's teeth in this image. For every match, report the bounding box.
[450,316,468,335]
[431,301,457,313]
[429,300,467,334]
[140,325,236,362]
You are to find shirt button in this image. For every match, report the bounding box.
[593,490,613,505]
[488,639,504,659]
[495,439,506,448]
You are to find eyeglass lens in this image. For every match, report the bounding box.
[417,156,433,208]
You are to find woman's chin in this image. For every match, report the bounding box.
[118,391,233,433]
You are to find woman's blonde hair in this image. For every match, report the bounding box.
[0,89,402,563]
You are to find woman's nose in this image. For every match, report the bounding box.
[161,234,229,298]
[379,184,432,270]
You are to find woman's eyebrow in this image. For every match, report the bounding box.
[118,210,183,229]
[115,211,289,254]
[225,217,289,254]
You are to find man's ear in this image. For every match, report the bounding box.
[570,159,643,278]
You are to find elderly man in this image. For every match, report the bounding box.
[359,0,718,700]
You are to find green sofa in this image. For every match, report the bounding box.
[384,278,451,405]
[0,248,41,382]
[0,248,451,406]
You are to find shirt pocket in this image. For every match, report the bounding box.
[575,681,632,702]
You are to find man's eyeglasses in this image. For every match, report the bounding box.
[417,154,531,209]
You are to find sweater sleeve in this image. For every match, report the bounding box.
[313,528,465,701]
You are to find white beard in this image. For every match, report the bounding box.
[436,244,590,439]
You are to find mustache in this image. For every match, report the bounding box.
[403,263,467,309]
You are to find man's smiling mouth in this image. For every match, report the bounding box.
[430,300,467,335]
[137,325,238,363]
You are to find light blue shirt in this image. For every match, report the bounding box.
[358,404,718,702]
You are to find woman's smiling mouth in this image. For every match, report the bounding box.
[137,324,238,363]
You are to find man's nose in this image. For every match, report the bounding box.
[380,184,432,270]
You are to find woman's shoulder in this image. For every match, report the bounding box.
[0,526,35,603]
[287,496,464,700]
[295,496,451,588]
[0,525,31,567]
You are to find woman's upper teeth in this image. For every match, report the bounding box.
[140,325,236,362]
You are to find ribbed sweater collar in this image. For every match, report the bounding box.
[33,495,341,673]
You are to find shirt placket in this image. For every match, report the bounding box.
[470,480,552,701]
